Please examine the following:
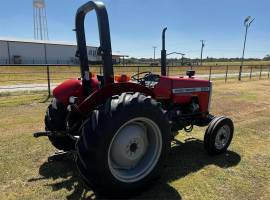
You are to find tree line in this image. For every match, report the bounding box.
[121,54,270,65]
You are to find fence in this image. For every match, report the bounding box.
[0,58,80,65]
[0,64,269,101]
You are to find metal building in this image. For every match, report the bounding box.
[0,38,100,65]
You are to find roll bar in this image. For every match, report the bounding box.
[75,1,114,94]
[161,27,167,76]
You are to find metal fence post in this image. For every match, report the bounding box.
[268,66,270,78]
[225,65,228,83]
[209,66,212,81]
[46,65,51,98]
[7,41,11,64]
[137,66,140,79]
[168,62,171,76]
[259,65,262,79]
[238,65,242,81]
[249,66,253,80]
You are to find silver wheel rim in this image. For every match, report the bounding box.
[214,124,231,150]
[108,117,162,183]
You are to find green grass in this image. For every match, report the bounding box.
[0,80,270,199]
[0,91,48,107]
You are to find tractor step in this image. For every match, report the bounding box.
[33,131,53,138]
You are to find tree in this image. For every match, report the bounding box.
[263,55,270,61]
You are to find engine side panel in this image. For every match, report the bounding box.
[153,76,211,112]
[153,77,172,100]
[171,77,211,112]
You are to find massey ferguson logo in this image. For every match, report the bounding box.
[172,87,210,94]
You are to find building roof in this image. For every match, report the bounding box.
[112,51,129,57]
[0,37,94,47]
[0,37,128,57]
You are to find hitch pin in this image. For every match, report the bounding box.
[33,131,53,138]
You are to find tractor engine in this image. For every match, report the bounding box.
[147,72,213,132]
[130,71,213,134]
[167,97,201,132]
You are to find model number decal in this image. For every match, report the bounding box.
[172,87,210,94]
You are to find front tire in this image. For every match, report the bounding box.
[76,93,170,197]
[204,116,234,155]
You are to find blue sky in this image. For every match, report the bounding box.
[0,0,269,58]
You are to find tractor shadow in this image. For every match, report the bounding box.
[165,138,241,182]
[30,138,241,200]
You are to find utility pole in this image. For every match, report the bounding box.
[153,46,157,62]
[239,16,255,81]
[200,40,205,66]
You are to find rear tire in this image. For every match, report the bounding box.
[76,92,170,197]
[204,116,234,155]
[45,102,75,152]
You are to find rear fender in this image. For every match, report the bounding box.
[77,82,154,116]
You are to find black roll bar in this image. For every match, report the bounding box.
[75,1,114,95]
[161,27,167,76]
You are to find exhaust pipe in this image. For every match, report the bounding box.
[161,27,167,76]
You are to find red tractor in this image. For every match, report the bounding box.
[34,1,234,197]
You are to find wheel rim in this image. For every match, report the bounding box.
[214,124,231,150]
[108,117,162,183]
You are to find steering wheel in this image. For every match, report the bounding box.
[131,71,152,83]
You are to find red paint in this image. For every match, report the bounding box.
[153,77,172,99]
[53,76,99,106]
[77,82,154,116]
[53,79,84,106]
[170,77,210,112]
[89,76,100,91]
[153,76,211,112]
[53,74,211,115]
